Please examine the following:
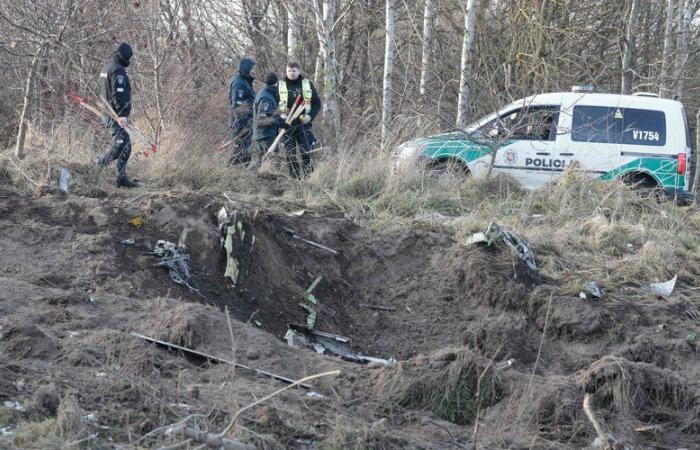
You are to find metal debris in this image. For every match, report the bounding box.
[465,222,536,271]
[580,281,603,299]
[218,207,255,287]
[282,226,339,255]
[130,332,310,388]
[649,275,677,299]
[285,325,395,367]
[59,168,71,193]
[3,401,25,412]
[150,240,206,299]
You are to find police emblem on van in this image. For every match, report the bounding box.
[504,150,518,165]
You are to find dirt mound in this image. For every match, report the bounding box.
[0,189,699,448]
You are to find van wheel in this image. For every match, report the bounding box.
[428,159,470,177]
[622,173,662,201]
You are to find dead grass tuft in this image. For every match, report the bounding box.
[374,347,502,425]
[578,355,699,432]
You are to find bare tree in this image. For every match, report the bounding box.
[621,0,640,94]
[287,0,299,60]
[381,0,396,145]
[15,45,44,159]
[673,0,693,99]
[659,0,676,97]
[419,0,434,110]
[456,0,479,128]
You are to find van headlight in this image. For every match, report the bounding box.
[395,142,426,162]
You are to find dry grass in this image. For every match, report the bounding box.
[4,111,699,301]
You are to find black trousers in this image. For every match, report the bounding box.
[283,125,316,178]
[99,118,131,181]
[249,137,274,171]
[230,124,252,165]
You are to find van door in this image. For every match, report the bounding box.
[559,104,624,180]
[488,105,562,189]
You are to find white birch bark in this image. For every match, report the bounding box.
[456,0,479,129]
[659,0,675,97]
[381,0,396,145]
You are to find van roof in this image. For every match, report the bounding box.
[521,92,684,110]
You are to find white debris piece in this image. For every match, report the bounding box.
[649,275,677,299]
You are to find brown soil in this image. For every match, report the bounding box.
[0,186,698,448]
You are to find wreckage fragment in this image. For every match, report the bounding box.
[465,222,536,271]
[218,207,255,287]
[150,240,206,299]
[285,325,395,367]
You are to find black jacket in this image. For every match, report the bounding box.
[99,55,131,118]
[253,85,285,141]
[228,58,256,130]
[282,75,321,123]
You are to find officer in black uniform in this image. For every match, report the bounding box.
[250,73,289,171]
[279,62,321,178]
[97,42,137,188]
[228,57,256,164]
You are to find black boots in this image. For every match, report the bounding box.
[116,176,139,188]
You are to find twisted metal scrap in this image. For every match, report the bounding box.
[151,240,206,299]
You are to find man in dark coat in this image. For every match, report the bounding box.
[228,58,256,164]
[250,73,289,171]
[278,62,321,178]
[97,42,137,188]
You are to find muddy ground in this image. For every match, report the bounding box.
[0,185,698,449]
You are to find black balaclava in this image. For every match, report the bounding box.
[114,43,133,67]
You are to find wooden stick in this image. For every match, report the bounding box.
[360,304,397,312]
[583,393,612,450]
[219,370,340,438]
[262,96,304,158]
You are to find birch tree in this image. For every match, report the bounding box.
[673,0,693,99]
[381,0,395,145]
[313,0,341,135]
[419,0,434,110]
[456,0,479,129]
[659,0,675,97]
[287,0,299,60]
[621,0,640,94]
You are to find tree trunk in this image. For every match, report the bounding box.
[321,0,341,136]
[621,0,640,94]
[456,0,479,129]
[658,0,675,97]
[693,109,700,206]
[381,0,396,145]
[418,0,434,110]
[673,0,691,100]
[287,0,299,60]
[15,46,43,159]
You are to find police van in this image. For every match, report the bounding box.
[395,87,692,198]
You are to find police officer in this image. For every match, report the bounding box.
[97,43,137,188]
[250,73,289,171]
[228,57,256,164]
[278,62,321,178]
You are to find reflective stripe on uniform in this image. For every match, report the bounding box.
[278,81,289,112]
[301,79,312,114]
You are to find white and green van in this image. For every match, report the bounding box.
[396,89,692,199]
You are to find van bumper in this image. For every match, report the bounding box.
[662,188,694,205]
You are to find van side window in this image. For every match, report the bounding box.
[572,106,666,146]
[482,106,559,141]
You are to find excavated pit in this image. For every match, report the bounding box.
[1,188,699,448]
